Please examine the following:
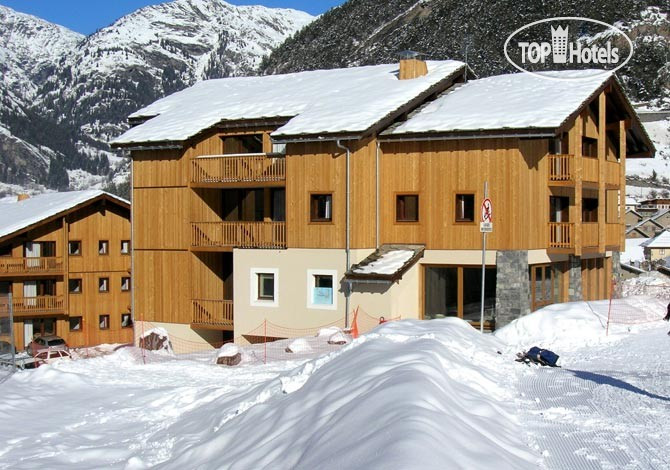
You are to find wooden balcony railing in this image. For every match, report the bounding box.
[548,154,573,182]
[191,221,286,249]
[191,154,286,184]
[5,296,65,315]
[0,257,63,275]
[192,299,234,329]
[549,222,574,249]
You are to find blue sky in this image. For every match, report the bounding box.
[0,0,343,35]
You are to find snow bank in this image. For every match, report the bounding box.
[494,297,668,353]
[621,237,648,264]
[217,343,240,358]
[621,271,670,299]
[285,337,312,353]
[162,318,539,469]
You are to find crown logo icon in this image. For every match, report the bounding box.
[551,25,569,63]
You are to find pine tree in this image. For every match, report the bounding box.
[46,157,70,191]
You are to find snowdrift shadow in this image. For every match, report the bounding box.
[568,369,670,402]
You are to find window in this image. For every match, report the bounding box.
[582,198,598,222]
[121,240,130,254]
[250,268,278,307]
[98,277,109,293]
[258,273,274,300]
[660,249,666,256]
[121,277,130,291]
[68,279,82,294]
[121,313,133,328]
[310,194,332,222]
[396,195,419,222]
[455,194,475,222]
[98,240,109,255]
[0,245,11,257]
[69,316,82,332]
[582,137,598,158]
[99,315,110,330]
[307,269,337,310]
[68,241,81,256]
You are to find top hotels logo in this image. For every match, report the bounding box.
[504,17,633,80]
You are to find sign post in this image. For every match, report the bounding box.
[480,185,492,333]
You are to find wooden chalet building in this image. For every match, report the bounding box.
[112,59,654,345]
[0,191,132,349]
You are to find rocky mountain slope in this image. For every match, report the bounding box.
[0,0,313,196]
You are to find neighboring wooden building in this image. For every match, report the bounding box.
[0,191,132,350]
[642,230,670,262]
[112,60,654,344]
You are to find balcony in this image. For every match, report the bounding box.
[548,154,573,184]
[548,222,574,249]
[4,295,65,316]
[191,221,286,250]
[0,257,63,278]
[191,299,234,330]
[191,154,285,187]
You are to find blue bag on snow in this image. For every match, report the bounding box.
[525,346,560,367]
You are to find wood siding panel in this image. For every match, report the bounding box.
[379,138,548,250]
[133,149,187,188]
[134,187,188,250]
[134,250,190,324]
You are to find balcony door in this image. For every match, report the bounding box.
[24,242,41,268]
[550,196,569,222]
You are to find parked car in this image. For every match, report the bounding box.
[25,335,69,357]
[32,348,72,368]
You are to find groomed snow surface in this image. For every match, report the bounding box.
[1,296,669,469]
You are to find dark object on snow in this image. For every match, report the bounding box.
[516,346,560,367]
[139,332,172,352]
[663,302,670,322]
[217,353,241,366]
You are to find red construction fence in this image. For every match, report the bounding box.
[134,307,401,365]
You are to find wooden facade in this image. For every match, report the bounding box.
[0,195,131,350]
[120,69,653,337]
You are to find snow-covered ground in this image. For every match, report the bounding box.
[1,297,669,469]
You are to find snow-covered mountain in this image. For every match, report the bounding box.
[0,0,313,196]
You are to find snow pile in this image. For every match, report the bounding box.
[316,326,341,337]
[285,337,312,353]
[217,343,240,358]
[161,319,538,469]
[495,297,668,351]
[139,327,174,355]
[621,271,670,299]
[353,249,415,275]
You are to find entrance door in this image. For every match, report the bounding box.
[24,319,33,345]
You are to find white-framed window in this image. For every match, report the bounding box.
[250,268,279,308]
[306,269,337,310]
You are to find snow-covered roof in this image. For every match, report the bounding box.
[642,230,670,248]
[347,244,424,281]
[383,70,612,136]
[111,61,465,146]
[0,190,129,241]
[621,238,649,264]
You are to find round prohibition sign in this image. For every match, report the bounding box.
[481,198,493,223]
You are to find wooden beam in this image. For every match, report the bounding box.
[619,120,627,250]
[598,92,606,253]
[572,113,583,257]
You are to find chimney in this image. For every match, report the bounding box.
[17,194,29,202]
[398,50,428,80]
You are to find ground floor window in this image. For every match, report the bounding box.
[307,269,337,310]
[424,265,496,322]
[250,268,279,307]
[529,262,568,311]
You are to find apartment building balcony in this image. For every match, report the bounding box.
[0,257,63,278]
[5,295,65,316]
[548,222,574,250]
[191,154,285,188]
[548,154,574,184]
[191,221,287,250]
[582,223,599,247]
[191,299,234,330]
